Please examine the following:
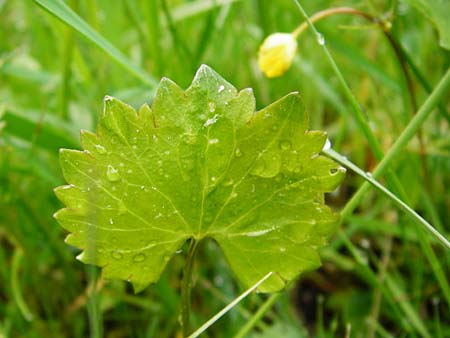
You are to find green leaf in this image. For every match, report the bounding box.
[403,0,450,50]
[54,65,345,293]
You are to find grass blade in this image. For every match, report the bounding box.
[32,0,157,86]
[342,67,450,219]
[188,272,273,338]
[324,148,450,250]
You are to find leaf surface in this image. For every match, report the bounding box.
[54,65,345,292]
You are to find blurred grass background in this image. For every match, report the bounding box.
[0,0,449,337]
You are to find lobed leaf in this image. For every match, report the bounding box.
[54,65,345,292]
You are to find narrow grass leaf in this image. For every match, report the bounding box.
[32,0,157,86]
[188,272,273,338]
[324,148,450,250]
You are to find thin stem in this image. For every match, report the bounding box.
[291,5,435,197]
[324,148,450,249]
[367,236,392,338]
[292,2,385,162]
[398,41,450,123]
[189,272,273,338]
[59,0,76,120]
[292,7,373,38]
[233,292,281,338]
[181,239,199,337]
[11,248,33,321]
[341,67,450,220]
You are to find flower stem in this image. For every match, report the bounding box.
[292,7,374,38]
[181,239,199,337]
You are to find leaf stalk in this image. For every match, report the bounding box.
[181,239,200,337]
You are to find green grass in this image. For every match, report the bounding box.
[1,0,449,337]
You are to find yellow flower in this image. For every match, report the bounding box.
[258,33,298,78]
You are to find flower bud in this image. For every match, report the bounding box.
[258,33,298,78]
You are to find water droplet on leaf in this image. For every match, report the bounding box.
[111,251,123,260]
[133,253,146,262]
[204,114,219,127]
[95,144,107,154]
[106,165,120,182]
[279,140,292,150]
[208,138,219,144]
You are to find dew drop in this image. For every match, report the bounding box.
[133,253,146,262]
[323,138,331,151]
[251,159,266,176]
[95,144,107,154]
[317,33,325,45]
[208,138,219,144]
[366,171,373,177]
[235,148,242,157]
[111,251,123,260]
[208,101,216,112]
[106,165,120,182]
[279,140,292,150]
[223,178,234,186]
[218,85,225,93]
[279,247,286,252]
[109,218,114,225]
[204,113,219,127]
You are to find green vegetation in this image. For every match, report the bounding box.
[0,1,449,337]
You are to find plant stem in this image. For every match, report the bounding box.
[291,5,436,199]
[292,2,385,162]
[181,239,199,337]
[324,148,450,249]
[59,0,76,120]
[11,248,34,321]
[233,292,281,338]
[341,66,450,219]
[190,272,273,338]
[293,7,373,38]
